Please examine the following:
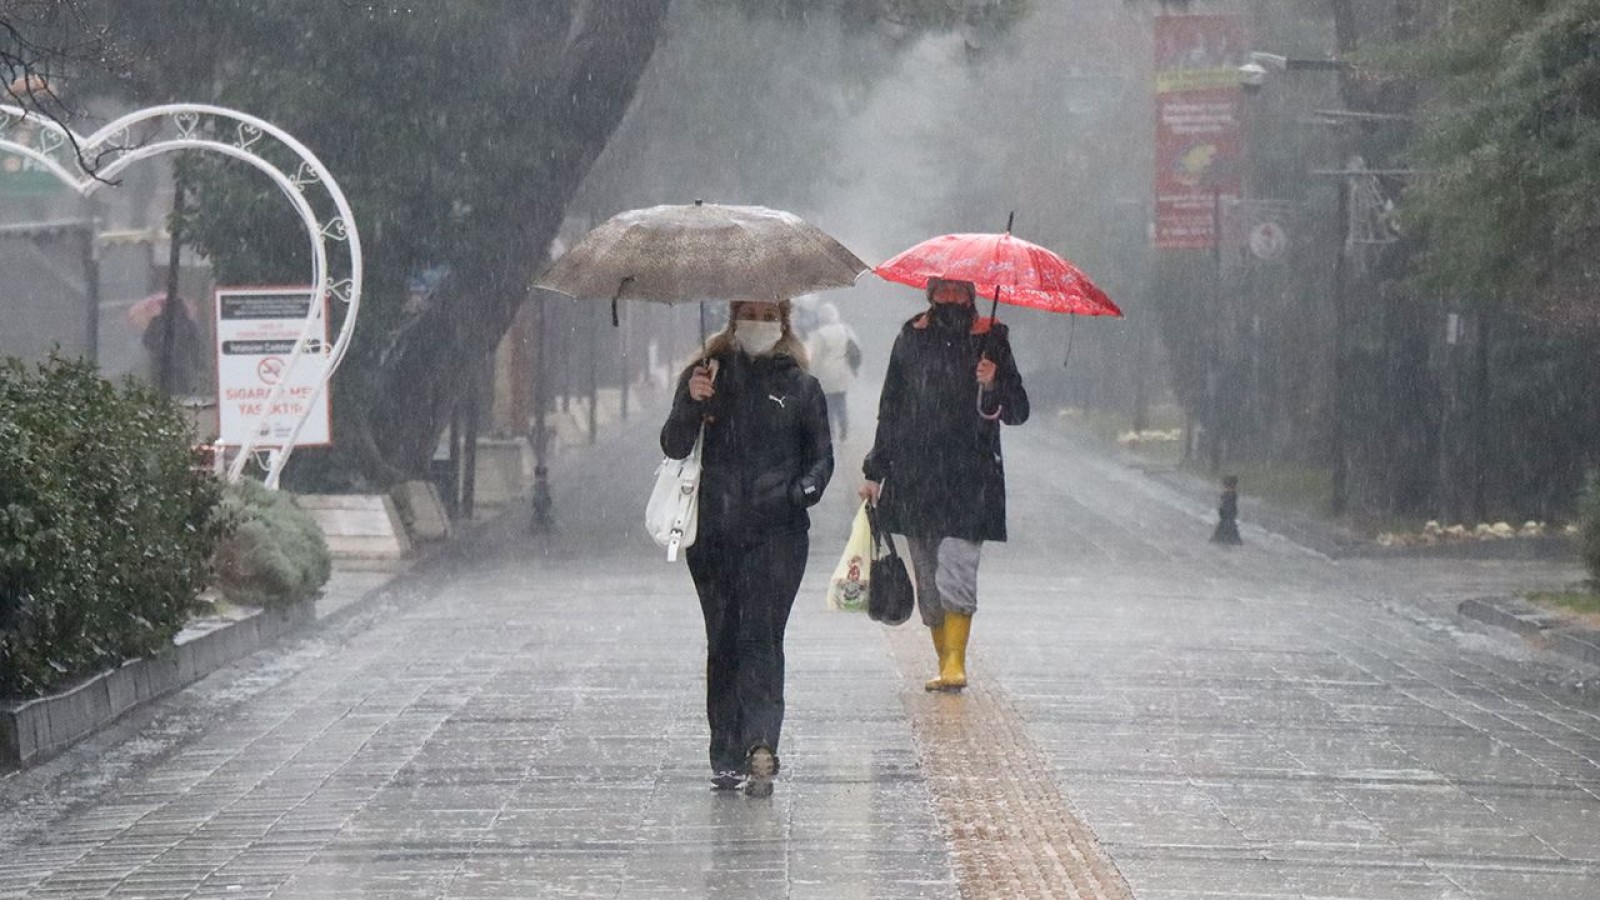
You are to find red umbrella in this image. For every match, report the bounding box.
[874,219,1122,319]
[875,216,1121,420]
[127,293,197,331]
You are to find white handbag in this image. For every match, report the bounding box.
[645,424,704,561]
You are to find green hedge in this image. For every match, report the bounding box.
[0,357,222,698]
[211,479,331,609]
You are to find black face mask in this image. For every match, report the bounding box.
[929,302,975,332]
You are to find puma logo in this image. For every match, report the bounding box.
[769,394,788,408]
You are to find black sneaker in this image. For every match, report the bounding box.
[744,746,778,798]
[710,770,743,792]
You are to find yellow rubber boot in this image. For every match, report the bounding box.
[923,620,950,692]
[937,612,971,692]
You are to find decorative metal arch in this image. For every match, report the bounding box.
[0,103,363,489]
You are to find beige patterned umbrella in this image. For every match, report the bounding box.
[534,201,868,325]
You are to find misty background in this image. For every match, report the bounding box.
[563,0,1155,429]
[4,0,1598,534]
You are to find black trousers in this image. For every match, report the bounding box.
[686,530,808,773]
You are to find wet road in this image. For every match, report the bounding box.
[2,396,1597,899]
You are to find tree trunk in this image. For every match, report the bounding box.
[359,0,671,482]
[1329,176,1350,516]
[1472,310,1491,523]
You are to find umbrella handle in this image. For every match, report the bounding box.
[610,276,633,328]
[982,285,1001,359]
[977,384,1003,421]
[978,282,1004,420]
[698,301,708,354]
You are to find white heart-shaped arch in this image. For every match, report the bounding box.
[0,103,363,488]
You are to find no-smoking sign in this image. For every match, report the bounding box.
[257,356,285,385]
[215,288,331,447]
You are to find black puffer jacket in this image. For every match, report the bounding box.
[661,349,834,545]
[863,309,1029,541]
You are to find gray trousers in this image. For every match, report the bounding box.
[905,537,983,627]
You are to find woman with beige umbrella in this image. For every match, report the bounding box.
[537,202,866,796]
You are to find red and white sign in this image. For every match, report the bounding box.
[1249,221,1288,261]
[214,287,331,447]
[1154,14,1244,250]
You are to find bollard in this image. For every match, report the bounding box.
[1210,474,1242,545]
[530,464,554,532]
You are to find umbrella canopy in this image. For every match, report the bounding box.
[874,231,1122,317]
[535,203,868,318]
[126,292,198,331]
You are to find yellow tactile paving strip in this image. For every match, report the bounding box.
[887,624,1136,900]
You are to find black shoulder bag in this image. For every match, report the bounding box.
[864,504,915,626]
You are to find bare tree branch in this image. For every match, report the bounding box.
[0,0,119,179]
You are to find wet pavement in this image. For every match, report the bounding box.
[2,401,1597,898]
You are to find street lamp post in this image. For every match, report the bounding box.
[1328,170,1352,515]
[1237,51,1368,515]
[529,291,554,532]
[1209,184,1225,474]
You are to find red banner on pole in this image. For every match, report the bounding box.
[1154,14,1244,250]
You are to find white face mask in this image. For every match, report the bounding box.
[737,320,784,356]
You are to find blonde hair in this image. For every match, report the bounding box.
[696,299,809,370]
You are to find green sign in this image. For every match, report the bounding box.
[0,148,65,196]
[0,118,66,197]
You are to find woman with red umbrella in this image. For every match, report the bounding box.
[860,220,1118,693]
[858,276,1030,692]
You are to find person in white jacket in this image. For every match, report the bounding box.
[805,301,861,441]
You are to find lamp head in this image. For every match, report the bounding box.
[1238,62,1267,92]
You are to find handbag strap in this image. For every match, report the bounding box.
[664,422,706,564]
[863,503,899,561]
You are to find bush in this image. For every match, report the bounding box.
[210,479,331,609]
[0,357,222,698]
[1579,471,1600,585]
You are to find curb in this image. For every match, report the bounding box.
[1364,534,1575,562]
[0,555,438,772]
[1133,460,1369,559]
[1458,596,1600,669]
[0,396,662,771]
[1,598,316,768]
[0,471,575,771]
[1125,446,1575,563]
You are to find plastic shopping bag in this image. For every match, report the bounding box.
[826,503,873,611]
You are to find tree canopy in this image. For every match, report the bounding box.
[2,0,1029,486]
[1402,0,1600,323]
[86,2,673,484]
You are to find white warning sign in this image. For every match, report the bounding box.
[215,287,332,447]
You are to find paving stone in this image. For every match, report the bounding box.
[2,416,1597,898]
